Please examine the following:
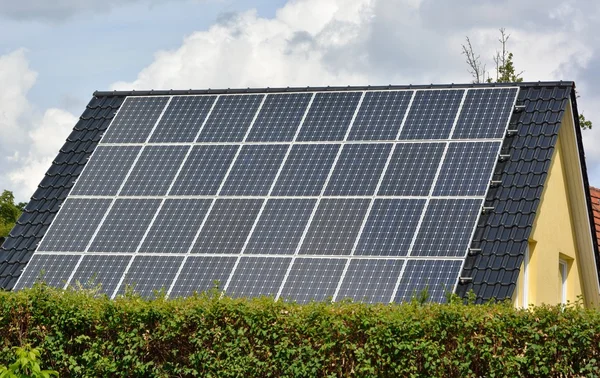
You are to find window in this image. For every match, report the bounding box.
[521,246,529,308]
[559,259,568,305]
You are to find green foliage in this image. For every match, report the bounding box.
[0,345,58,378]
[580,113,593,130]
[0,284,599,377]
[0,190,23,242]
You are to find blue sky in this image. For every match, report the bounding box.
[1,0,600,201]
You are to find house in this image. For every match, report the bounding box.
[0,82,598,307]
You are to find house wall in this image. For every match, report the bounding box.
[513,102,600,307]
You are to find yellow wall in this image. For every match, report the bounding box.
[513,103,600,307]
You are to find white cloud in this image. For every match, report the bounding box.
[0,50,77,201]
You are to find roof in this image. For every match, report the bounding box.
[592,187,600,251]
[0,81,597,303]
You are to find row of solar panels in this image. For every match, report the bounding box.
[38,198,482,257]
[17,254,461,303]
[101,88,517,144]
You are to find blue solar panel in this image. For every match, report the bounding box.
[324,143,392,196]
[348,91,412,140]
[299,199,370,255]
[247,93,312,141]
[220,145,288,196]
[150,95,217,143]
[120,146,188,196]
[297,92,362,141]
[411,199,482,257]
[394,259,462,303]
[102,97,169,143]
[15,254,80,290]
[69,255,130,295]
[244,199,316,255]
[117,255,183,298]
[190,199,263,254]
[453,88,518,139]
[72,146,140,196]
[378,143,445,196]
[169,145,237,196]
[170,256,237,297]
[337,259,404,303]
[399,90,464,140]
[270,144,339,196]
[355,199,425,256]
[226,257,291,298]
[280,258,346,303]
[197,95,263,142]
[433,142,500,196]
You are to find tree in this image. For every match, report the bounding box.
[462,28,591,129]
[0,190,24,245]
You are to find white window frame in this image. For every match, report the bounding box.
[559,259,568,305]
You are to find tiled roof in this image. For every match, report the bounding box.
[0,82,597,303]
[592,187,600,251]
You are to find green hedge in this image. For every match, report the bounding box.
[0,285,599,377]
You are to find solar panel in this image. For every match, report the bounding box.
[323,143,392,196]
[348,90,412,140]
[37,199,111,252]
[69,255,130,295]
[169,256,237,297]
[149,95,217,143]
[197,95,264,142]
[336,259,404,303]
[18,86,519,302]
[226,257,291,298]
[116,255,183,297]
[102,97,169,143]
[120,146,188,196]
[88,199,161,253]
[279,258,346,303]
[247,93,312,141]
[297,92,362,141]
[14,254,80,290]
[71,146,140,196]
[139,199,212,253]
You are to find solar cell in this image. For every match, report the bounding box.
[279,258,345,303]
[37,199,111,252]
[378,142,445,196]
[399,90,464,140]
[348,90,412,140]
[149,95,217,142]
[299,199,370,255]
[190,199,263,254]
[324,143,392,196]
[244,199,316,255]
[297,92,362,141]
[102,97,169,143]
[270,144,339,196]
[71,146,141,196]
[394,259,462,303]
[120,145,188,196]
[14,254,80,290]
[139,199,212,253]
[433,142,500,196]
[169,145,237,196]
[336,259,404,303]
[411,199,482,257]
[453,88,518,139]
[355,199,425,256]
[117,255,183,298]
[169,256,237,297]
[220,145,288,196]
[197,95,264,142]
[69,255,130,295]
[88,199,161,253]
[226,257,291,298]
[247,93,312,141]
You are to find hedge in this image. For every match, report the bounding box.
[0,284,599,377]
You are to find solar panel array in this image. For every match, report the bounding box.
[15,87,518,303]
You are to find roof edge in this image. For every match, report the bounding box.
[94,81,575,97]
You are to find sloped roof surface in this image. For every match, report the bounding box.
[0,82,596,303]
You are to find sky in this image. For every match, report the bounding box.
[0,0,599,202]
